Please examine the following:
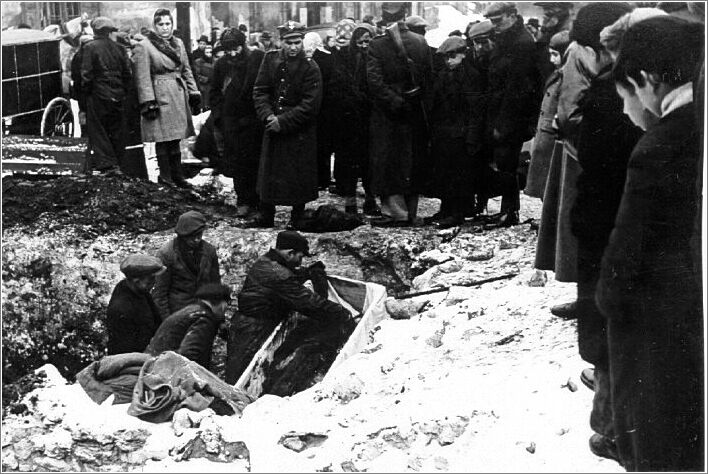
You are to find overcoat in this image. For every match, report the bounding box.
[132,34,198,143]
[152,237,221,320]
[366,23,432,196]
[486,17,540,144]
[596,104,703,471]
[524,69,562,198]
[253,49,322,205]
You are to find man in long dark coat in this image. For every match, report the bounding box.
[247,21,322,229]
[81,17,132,176]
[367,2,433,227]
[210,28,265,219]
[484,2,541,226]
[597,17,704,471]
[106,254,164,355]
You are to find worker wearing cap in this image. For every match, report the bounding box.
[152,211,222,320]
[259,31,278,52]
[107,254,165,355]
[80,16,133,177]
[406,15,444,75]
[192,34,210,63]
[225,230,353,384]
[483,2,540,226]
[145,282,232,368]
[367,2,433,227]
[248,21,323,229]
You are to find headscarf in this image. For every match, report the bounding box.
[336,19,357,42]
[303,32,329,57]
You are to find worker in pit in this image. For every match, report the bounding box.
[225,230,354,384]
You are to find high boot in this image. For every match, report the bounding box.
[156,152,176,187]
[170,153,193,189]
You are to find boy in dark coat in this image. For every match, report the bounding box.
[210,28,265,219]
[598,17,704,471]
[152,211,222,320]
[145,283,231,369]
[106,255,164,355]
[427,37,480,229]
[248,21,323,229]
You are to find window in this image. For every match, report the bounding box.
[45,3,81,26]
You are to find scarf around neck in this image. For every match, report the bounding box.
[147,30,181,66]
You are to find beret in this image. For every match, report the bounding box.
[120,254,165,278]
[437,36,467,54]
[175,210,206,236]
[276,230,311,256]
[468,20,494,39]
[195,283,232,302]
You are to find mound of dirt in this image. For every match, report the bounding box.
[1,174,235,237]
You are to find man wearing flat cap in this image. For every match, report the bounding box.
[225,230,353,384]
[145,282,232,368]
[248,21,323,229]
[107,254,165,355]
[367,1,433,227]
[152,210,222,320]
[81,16,133,177]
[192,34,210,63]
[483,1,541,226]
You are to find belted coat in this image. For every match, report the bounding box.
[132,34,198,143]
[253,49,322,205]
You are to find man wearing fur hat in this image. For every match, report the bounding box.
[152,211,222,320]
[367,2,433,227]
[248,21,323,229]
[107,254,165,355]
[145,283,232,369]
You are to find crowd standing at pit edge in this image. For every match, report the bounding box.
[12,1,705,472]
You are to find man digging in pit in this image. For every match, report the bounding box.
[225,230,355,387]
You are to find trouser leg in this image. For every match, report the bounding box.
[155,141,175,185]
[493,142,523,213]
[381,194,409,221]
[86,96,121,171]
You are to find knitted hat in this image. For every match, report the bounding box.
[335,18,356,40]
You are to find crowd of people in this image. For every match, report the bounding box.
[68,1,704,471]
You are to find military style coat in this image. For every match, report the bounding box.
[252,49,322,205]
[132,33,198,143]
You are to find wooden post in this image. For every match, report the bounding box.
[176,2,192,51]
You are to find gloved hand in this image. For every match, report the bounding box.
[265,114,281,133]
[307,261,328,298]
[189,92,201,114]
[140,101,159,120]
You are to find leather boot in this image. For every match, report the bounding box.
[156,153,176,187]
[170,153,192,189]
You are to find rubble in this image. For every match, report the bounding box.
[2,174,625,472]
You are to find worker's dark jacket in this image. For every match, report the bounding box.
[144,301,223,369]
[238,249,350,324]
[80,36,132,104]
[152,237,221,320]
[106,279,162,355]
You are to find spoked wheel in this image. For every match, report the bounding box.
[40,97,74,137]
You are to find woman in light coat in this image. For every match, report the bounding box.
[133,8,200,188]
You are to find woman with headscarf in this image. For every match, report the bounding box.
[133,8,201,189]
[329,23,380,215]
